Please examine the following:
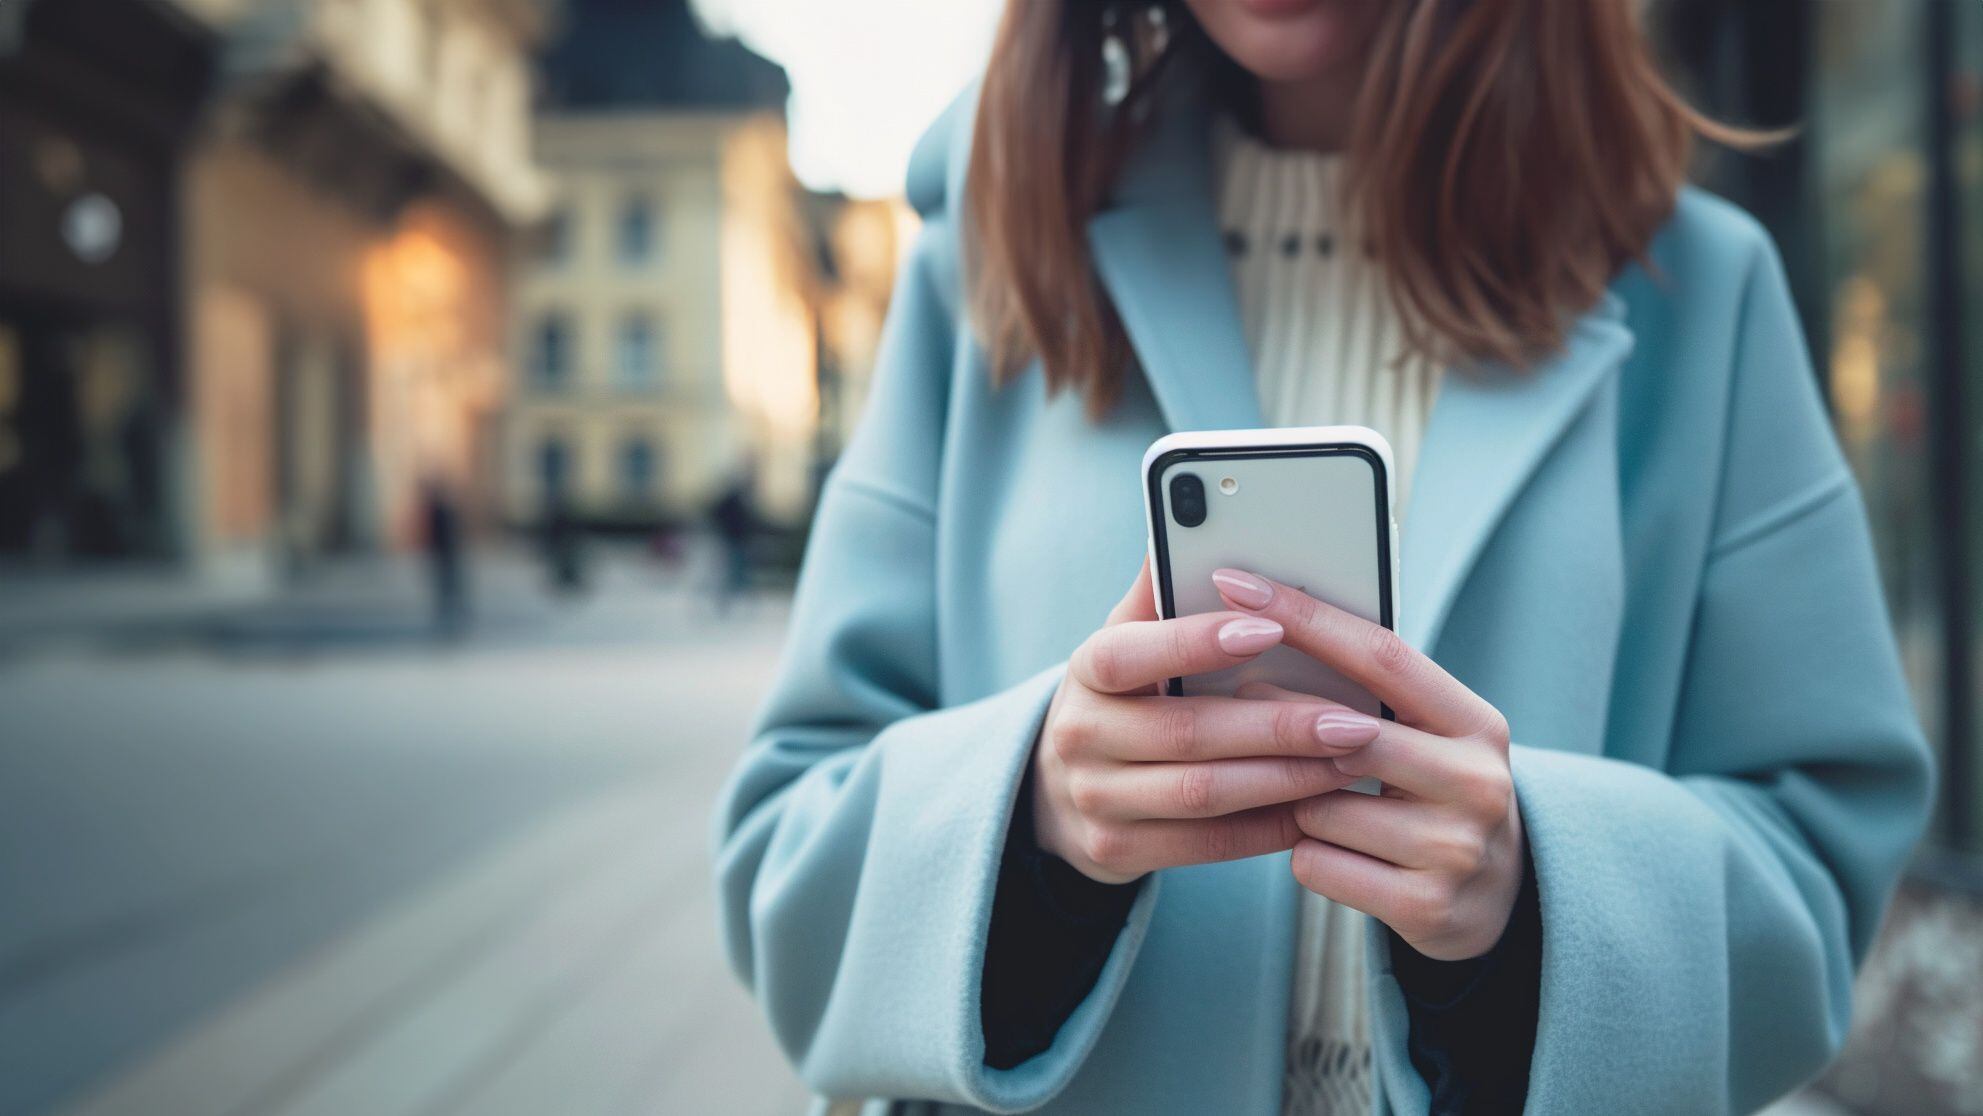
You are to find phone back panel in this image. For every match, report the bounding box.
[1150,447,1391,712]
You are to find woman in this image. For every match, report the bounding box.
[715,1,1933,1112]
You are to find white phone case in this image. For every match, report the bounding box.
[1142,425,1402,717]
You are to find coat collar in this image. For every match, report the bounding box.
[1085,80,1636,654]
[1087,86,1264,434]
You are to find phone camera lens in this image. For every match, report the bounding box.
[1170,472,1207,528]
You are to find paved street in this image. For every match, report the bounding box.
[0,552,807,1116]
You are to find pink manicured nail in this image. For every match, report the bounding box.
[1217,617,1283,656]
[1313,710,1381,749]
[1212,568,1274,610]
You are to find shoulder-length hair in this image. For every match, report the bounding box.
[965,0,1763,417]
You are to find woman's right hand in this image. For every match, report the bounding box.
[1031,561,1384,884]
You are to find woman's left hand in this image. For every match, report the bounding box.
[1212,567,1525,962]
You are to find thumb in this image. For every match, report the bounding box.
[1105,556,1158,626]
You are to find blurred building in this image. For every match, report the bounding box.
[0,0,549,579]
[507,0,907,534]
[180,0,548,573]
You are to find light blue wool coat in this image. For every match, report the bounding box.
[714,81,1934,1115]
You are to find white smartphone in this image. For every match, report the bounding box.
[1142,426,1401,717]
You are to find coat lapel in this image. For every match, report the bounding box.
[1087,90,1262,433]
[1400,298,1635,652]
[1086,81,1635,657]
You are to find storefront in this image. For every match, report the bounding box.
[174,0,539,568]
[0,0,214,561]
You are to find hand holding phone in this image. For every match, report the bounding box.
[1028,560,1382,885]
[1205,563,1528,961]
[1133,425,1524,959]
[1033,426,1528,959]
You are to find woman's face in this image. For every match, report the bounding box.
[1181,0,1383,83]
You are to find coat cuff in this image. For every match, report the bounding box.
[1369,743,1842,1114]
[982,764,1144,1070]
[785,665,1162,1113]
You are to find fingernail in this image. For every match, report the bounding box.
[1217,616,1283,656]
[1313,710,1381,749]
[1212,568,1274,610]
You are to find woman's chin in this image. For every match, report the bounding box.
[1224,32,1356,84]
[1192,2,1366,84]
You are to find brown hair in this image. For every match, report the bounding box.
[966,0,1765,417]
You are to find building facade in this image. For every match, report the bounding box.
[177,0,548,573]
[507,110,767,529]
[0,0,549,580]
[507,0,907,536]
[509,0,789,532]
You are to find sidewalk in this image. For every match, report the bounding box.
[53,779,804,1116]
[0,558,273,652]
[0,542,733,658]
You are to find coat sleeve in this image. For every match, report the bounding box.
[711,217,1161,1113]
[1367,230,1935,1115]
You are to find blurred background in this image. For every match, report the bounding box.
[0,1,1978,1114]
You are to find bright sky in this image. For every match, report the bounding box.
[691,0,1002,199]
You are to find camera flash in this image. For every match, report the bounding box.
[1218,476,1238,495]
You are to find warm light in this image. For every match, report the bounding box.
[359,212,496,543]
[362,229,468,364]
[718,117,820,515]
[1830,275,1886,437]
[819,200,908,384]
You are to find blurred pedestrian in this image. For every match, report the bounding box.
[715,3,1933,1115]
[420,478,467,637]
[541,489,587,594]
[708,470,758,614]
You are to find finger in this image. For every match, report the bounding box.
[1105,557,1157,626]
[1212,568,1500,739]
[1294,792,1482,872]
[1082,692,1381,762]
[1083,803,1304,877]
[1079,756,1359,821]
[1236,681,1389,795]
[1071,611,1284,695]
[1324,718,1512,809]
[1290,837,1430,928]
[1235,681,1347,706]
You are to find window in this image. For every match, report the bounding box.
[618,436,657,502]
[532,314,571,388]
[537,436,570,500]
[615,313,656,387]
[616,195,656,266]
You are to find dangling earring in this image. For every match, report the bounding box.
[1102,5,1132,107]
[1104,3,1173,108]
